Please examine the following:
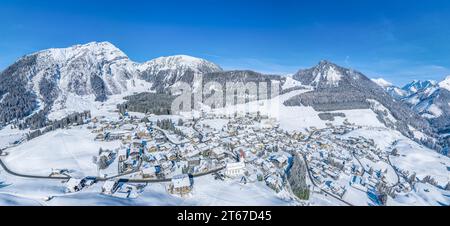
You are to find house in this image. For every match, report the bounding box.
[158,143,172,152]
[98,150,116,169]
[65,178,86,193]
[141,167,158,178]
[161,161,174,175]
[169,174,193,196]
[325,169,340,180]
[350,175,366,191]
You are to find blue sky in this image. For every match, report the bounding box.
[1,0,450,85]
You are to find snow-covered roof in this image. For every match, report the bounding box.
[103,180,117,191]
[171,174,191,189]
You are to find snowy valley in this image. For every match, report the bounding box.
[0,42,448,206]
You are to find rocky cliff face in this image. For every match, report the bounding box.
[139,55,223,92]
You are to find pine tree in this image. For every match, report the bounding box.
[408,172,416,184]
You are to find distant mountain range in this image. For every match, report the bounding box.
[0,41,448,152]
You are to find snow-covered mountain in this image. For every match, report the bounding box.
[0,42,225,126]
[139,55,223,92]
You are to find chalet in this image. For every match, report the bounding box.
[350,175,366,191]
[142,167,158,178]
[121,124,135,131]
[197,143,210,153]
[106,132,127,141]
[161,161,174,172]
[154,153,167,162]
[102,180,119,195]
[115,184,143,199]
[167,151,178,161]
[262,160,276,172]
[129,148,142,160]
[95,133,105,141]
[270,154,289,168]
[225,161,246,178]
[184,149,201,158]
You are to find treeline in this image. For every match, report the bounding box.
[0,55,40,126]
[287,154,310,200]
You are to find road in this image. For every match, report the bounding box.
[0,156,70,180]
[193,117,204,142]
